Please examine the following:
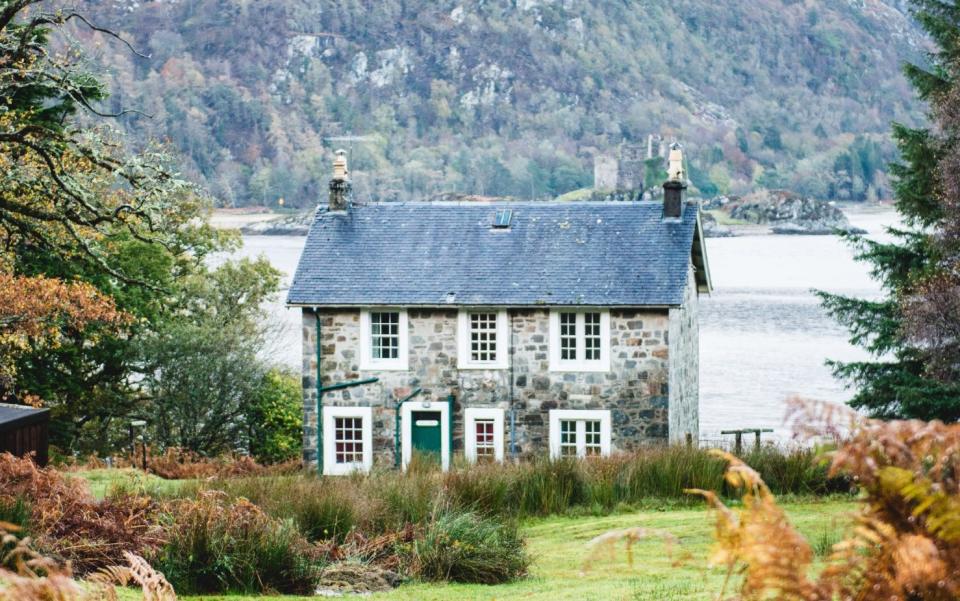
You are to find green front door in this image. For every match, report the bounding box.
[411,411,442,465]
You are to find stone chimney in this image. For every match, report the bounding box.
[328,149,351,211]
[662,143,686,219]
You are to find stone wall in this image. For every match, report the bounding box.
[301,306,683,466]
[668,267,700,443]
[617,143,647,191]
[593,155,618,191]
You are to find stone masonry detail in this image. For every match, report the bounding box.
[301,305,693,467]
[668,267,700,443]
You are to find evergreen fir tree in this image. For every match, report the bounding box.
[819,0,960,421]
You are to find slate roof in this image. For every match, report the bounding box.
[0,403,49,432]
[287,201,709,307]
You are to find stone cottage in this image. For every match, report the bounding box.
[287,148,711,475]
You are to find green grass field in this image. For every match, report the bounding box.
[67,468,186,500]
[122,498,852,601]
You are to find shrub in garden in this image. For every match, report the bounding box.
[156,490,324,595]
[413,508,529,584]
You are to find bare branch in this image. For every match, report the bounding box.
[61,11,151,60]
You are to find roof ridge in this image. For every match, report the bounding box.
[322,199,700,209]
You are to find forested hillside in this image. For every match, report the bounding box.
[76,0,926,207]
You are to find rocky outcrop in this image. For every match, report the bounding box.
[240,211,313,236]
[700,211,735,238]
[727,190,865,235]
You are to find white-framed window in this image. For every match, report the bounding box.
[464,408,505,463]
[548,409,612,458]
[322,406,373,475]
[360,309,409,370]
[548,310,611,372]
[457,309,509,369]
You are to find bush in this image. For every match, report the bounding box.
[156,491,324,595]
[413,509,528,584]
[248,369,303,464]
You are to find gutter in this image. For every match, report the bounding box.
[289,302,680,310]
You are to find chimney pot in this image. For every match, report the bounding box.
[662,143,686,219]
[329,149,351,210]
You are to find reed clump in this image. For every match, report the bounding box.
[185,444,844,535]
[155,490,323,595]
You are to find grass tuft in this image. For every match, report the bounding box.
[413,507,529,584]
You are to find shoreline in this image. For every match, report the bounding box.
[209,208,278,230]
[214,201,896,237]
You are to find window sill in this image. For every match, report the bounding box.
[326,462,369,476]
[359,361,409,371]
[457,362,509,370]
[548,362,610,373]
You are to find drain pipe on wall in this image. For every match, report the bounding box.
[315,311,323,473]
[393,387,423,469]
[315,310,379,474]
[508,312,518,461]
[447,393,455,462]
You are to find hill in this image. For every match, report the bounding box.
[76,0,927,207]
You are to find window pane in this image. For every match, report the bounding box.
[475,419,496,461]
[584,420,602,456]
[334,417,364,464]
[584,313,601,361]
[559,312,577,360]
[560,420,578,457]
[371,312,400,360]
[470,313,498,362]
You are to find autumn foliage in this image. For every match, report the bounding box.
[0,453,164,573]
[0,527,176,601]
[692,400,960,600]
[0,273,127,401]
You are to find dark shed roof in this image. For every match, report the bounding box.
[0,403,50,432]
[287,201,711,307]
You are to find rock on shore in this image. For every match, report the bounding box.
[239,211,313,235]
[727,190,866,235]
[700,211,735,238]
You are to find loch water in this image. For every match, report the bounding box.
[236,206,897,441]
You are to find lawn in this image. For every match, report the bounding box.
[67,468,186,500]
[131,498,854,601]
